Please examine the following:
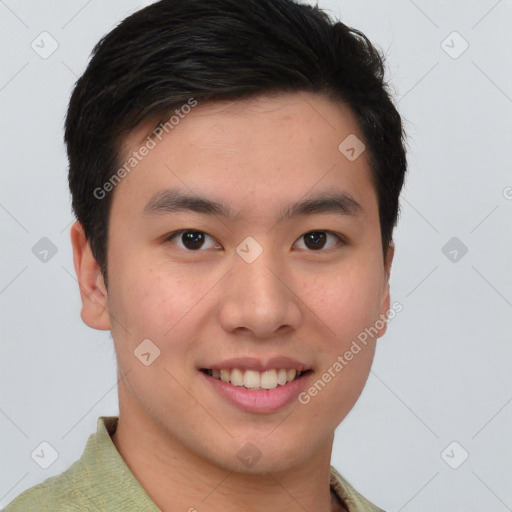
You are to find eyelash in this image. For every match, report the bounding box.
[163,229,346,252]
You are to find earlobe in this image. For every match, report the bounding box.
[70,221,111,331]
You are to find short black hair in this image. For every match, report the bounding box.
[65,0,408,287]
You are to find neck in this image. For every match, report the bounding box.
[111,386,345,512]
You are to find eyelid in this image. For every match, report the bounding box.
[164,229,347,252]
[164,229,222,250]
[293,230,346,251]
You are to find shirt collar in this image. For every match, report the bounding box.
[74,416,159,510]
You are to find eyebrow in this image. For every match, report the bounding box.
[143,188,364,222]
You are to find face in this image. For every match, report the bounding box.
[74,92,393,474]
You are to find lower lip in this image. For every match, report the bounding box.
[200,370,313,414]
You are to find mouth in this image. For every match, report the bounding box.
[200,367,313,391]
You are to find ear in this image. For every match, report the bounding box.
[70,221,111,331]
[376,241,395,339]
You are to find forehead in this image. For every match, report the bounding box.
[113,92,377,222]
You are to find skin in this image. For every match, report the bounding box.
[71,91,394,512]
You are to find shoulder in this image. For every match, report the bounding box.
[2,460,95,511]
[2,417,156,512]
[330,465,387,512]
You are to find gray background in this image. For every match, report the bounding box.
[1,0,511,510]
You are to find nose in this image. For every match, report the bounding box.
[218,248,303,339]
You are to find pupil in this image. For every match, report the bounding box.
[182,231,204,250]
[180,231,327,250]
[305,232,326,250]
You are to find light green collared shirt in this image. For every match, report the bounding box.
[3,417,385,511]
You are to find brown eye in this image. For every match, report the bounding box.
[295,231,342,251]
[166,230,220,251]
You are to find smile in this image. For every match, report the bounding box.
[201,368,311,390]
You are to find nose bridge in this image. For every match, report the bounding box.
[218,242,301,337]
[238,246,281,301]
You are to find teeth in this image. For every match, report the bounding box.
[260,369,277,389]
[207,367,306,389]
[287,369,297,382]
[231,368,244,387]
[243,369,261,389]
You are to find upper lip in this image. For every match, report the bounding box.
[200,356,312,373]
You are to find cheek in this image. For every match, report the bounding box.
[111,267,198,337]
[108,259,221,364]
[108,264,206,395]
[299,260,383,343]
[302,261,383,421]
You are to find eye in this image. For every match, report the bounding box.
[164,229,345,252]
[165,230,221,251]
[294,231,344,251]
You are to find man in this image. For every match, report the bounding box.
[4,0,407,510]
